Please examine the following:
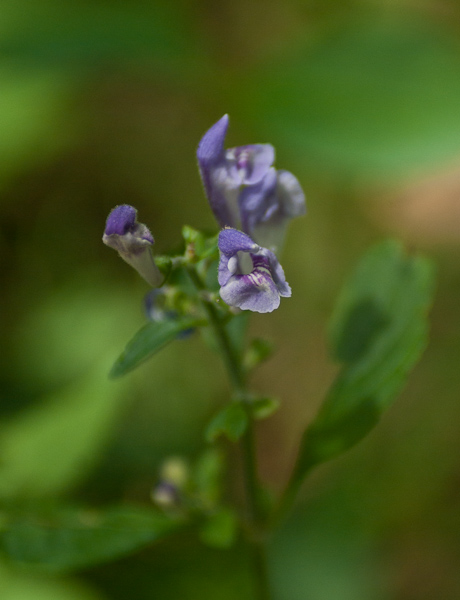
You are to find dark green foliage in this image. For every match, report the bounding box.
[206,403,249,443]
[293,241,435,479]
[0,506,183,573]
[110,316,203,378]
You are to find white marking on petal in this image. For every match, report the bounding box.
[228,256,238,274]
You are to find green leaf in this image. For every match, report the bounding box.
[182,226,219,262]
[193,449,225,508]
[154,256,173,279]
[243,338,274,371]
[0,560,102,600]
[251,397,280,420]
[293,240,435,480]
[182,225,205,253]
[199,508,238,549]
[0,505,182,573]
[110,316,203,378]
[205,403,249,443]
[0,67,78,193]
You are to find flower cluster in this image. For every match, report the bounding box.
[103,115,306,314]
[198,115,305,312]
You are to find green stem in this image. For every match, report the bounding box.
[187,264,271,600]
[240,410,260,526]
[186,266,244,393]
[251,539,272,600]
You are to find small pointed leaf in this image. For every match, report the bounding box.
[251,397,280,420]
[205,403,248,443]
[110,316,203,378]
[243,338,274,371]
[193,448,225,508]
[199,507,238,549]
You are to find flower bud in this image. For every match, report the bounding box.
[102,205,163,287]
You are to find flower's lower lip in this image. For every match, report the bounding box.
[217,228,291,313]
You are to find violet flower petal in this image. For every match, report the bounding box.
[197,114,228,166]
[276,170,307,218]
[197,115,236,227]
[239,167,278,234]
[225,144,275,185]
[197,117,274,230]
[239,168,306,251]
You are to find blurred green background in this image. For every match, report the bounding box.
[2,0,460,598]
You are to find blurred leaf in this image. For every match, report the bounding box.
[110,316,203,378]
[0,561,103,600]
[89,537,255,600]
[0,67,78,191]
[251,397,280,420]
[199,508,238,549]
[243,338,274,371]
[193,448,225,508]
[293,240,435,480]
[233,19,460,179]
[205,403,248,443]
[0,362,128,499]
[15,278,140,387]
[271,496,381,600]
[0,505,182,573]
[155,256,173,279]
[182,226,218,260]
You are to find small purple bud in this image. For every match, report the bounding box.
[151,456,188,508]
[103,205,163,287]
[218,228,291,313]
[105,204,154,243]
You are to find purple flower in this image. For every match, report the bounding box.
[218,228,291,313]
[197,115,306,252]
[103,205,163,287]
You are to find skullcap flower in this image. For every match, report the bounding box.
[218,228,291,313]
[197,115,306,252]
